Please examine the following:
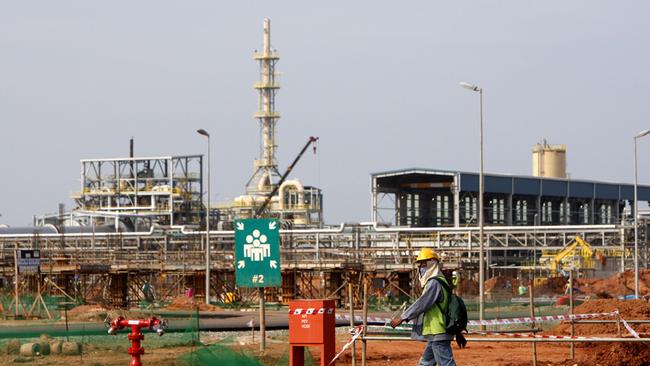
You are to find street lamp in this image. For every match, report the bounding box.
[197,128,211,305]
[460,81,485,323]
[633,129,650,299]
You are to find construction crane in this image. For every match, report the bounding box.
[548,236,595,273]
[254,136,319,217]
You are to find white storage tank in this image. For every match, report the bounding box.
[532,140,567,178]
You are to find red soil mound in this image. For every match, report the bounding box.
[457,278,479,296]
[535,276,567,296]
[484,276,513,293]
[65,304,108,321]
[65,304,150,322]
[552,299,650,336]
[67,304,106,316]
[576,269,650,297]
[483,275,567,297]
[164,296,222,312]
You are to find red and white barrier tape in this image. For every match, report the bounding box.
[335,311,619,327]
[467,310,640,339]
[328,326,364,366]
[290,307,335,315]
[336,314,389,323]
[470,331,598,340]
[617,311,640,339]
[467,311,619,326]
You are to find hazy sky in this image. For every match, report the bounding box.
[1,1,649,226]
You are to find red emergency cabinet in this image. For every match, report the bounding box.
[289,299,336,366]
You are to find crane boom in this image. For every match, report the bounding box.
[254,136,319,217]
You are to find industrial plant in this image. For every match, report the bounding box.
[1,18,649,308]
[1,16,650,366]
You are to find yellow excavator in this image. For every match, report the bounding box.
[539,236,595,273]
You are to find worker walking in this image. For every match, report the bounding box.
[390,248,465,366]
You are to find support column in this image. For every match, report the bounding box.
[506,194,513,226]
[371,177,377,223]
[453,183,460,227]
[563,197,569,225]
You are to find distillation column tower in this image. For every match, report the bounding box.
[246,18,282,195]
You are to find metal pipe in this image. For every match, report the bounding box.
[365,329,543,335]
[529,284,537,366]
[634,136,640,298]
[13,248,19,318]
[361,336,650,343]
[370,222,616,233]
[479,86,485,327]
[197,129,211,305]
[633,129,650,297]
[349,283,356,366]
[569,269,574,359]
[206,136,211,305]
[259,287,266,351]
[182,222,346,236]
[362,280,368,366]
[0,222,618,239]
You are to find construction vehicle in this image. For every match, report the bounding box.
[540,236,595,273]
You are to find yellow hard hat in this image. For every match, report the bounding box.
[416,248,440,262]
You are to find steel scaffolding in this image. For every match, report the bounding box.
[0,223,646,308]
[72,155,203,228]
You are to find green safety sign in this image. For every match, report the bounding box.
[234,218,281,287]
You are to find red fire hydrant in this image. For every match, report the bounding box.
[107,316,167,366]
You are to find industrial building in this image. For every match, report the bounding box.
[371,168,650,228]
[372,140,650,228]
[72,154,204,229]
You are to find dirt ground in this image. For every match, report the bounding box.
[2,340,646,366]
[1,331,648,366]
[333,338,580,366]
[3,295,650,365]
[335,339,650,366]
[317,298,650,366]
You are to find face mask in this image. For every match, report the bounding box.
[418,262,430,277]
[419,267,426,277]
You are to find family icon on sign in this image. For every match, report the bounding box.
[244,229,271,261]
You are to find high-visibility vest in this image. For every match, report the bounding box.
[422,275,450,335]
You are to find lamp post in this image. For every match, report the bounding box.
[633,129,650,299]
[197,128,211,305]
[460,81,485,323]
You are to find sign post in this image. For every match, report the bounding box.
[13,249,41,318]
[18,250,41,274]
[13,249,18,318]
[235,218,281,351]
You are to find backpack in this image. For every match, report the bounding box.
[433,277,468,335]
